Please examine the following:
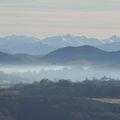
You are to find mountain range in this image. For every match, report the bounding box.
[0,45,120,68]
[0,34,120,55]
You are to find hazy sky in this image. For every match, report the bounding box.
[0,0,120,38]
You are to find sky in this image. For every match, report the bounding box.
[0,0,120,38]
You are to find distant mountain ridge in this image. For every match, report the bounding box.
[0,35,57,55]
[0,34,120,55]
[98,35,120,51]
[42,34,102,47]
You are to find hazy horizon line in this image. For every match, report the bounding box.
[0,33,120,40]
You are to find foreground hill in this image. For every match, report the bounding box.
[0,95,120,120]
[1,79,120,120]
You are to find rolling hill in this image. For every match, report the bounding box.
[1,45,120,68]
[40,45,106,63]
[0,51,23,65]
[0,52,43,65]
[40,45,120,67]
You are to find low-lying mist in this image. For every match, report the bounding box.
[0,65,120,86]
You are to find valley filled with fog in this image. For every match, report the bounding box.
[0,65,120,86]
[0,35,120,87]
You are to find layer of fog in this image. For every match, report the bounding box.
[0,65,120,85]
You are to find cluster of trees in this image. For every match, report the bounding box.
[12,77,120,98]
